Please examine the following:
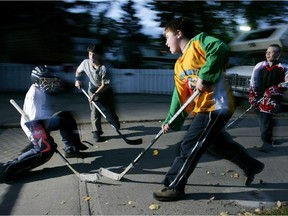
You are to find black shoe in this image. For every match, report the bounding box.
[272,140,281,146]
[64,149,81,158]
[153,187,185,201]
[0,160,17,183]
[92,131,102,142]
[74,142,88,151]
[256,143,274,153]
[245,160,264,186]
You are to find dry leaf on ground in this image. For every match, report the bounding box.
[83,196,92,201]
[149,203,160,210]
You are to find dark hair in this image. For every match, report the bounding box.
[164,17,194,39]
[269,44,281,52]
[87,43,104,55]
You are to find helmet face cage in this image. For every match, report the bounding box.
[31,65,62,93]
[38,76,62,92]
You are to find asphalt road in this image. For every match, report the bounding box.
[0,92,288,215]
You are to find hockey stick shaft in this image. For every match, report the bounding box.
[9,99,98,182]
[167,89,200,125]
[226,80,288,129]
[110,129,164,180]
[127,88,201,159]
[225,106,252,129]
[81,88,107,118]
[10,99,29,121]
[225,96,265,129]
[81,88,142,145]
[99,89,200,180]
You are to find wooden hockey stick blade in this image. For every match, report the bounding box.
[79,173,100,183]
[99,162,133,180]
[99,167,122,180]
[99,131,163,180]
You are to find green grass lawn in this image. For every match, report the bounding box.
[238,202,288,215]
[261,206,288,215]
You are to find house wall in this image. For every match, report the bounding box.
[0,63,174,94]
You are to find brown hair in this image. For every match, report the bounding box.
[164,17,194,39]
[87,43,104,55]
[268,44,281,53]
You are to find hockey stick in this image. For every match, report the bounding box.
[225,105,254,129]
[81,88,142,145]
[226,95,265,129]
[226,81,288,129]
[99,89,200,180]
[9,99,99,183]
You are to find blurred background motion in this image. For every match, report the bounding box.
[1,0,288,96]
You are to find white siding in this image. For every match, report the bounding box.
[0,63,174,94]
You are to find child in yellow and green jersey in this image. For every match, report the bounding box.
[153,17,264,202]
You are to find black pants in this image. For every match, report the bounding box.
[41,111,81,151]
[89,86,120,133]
[2,111,81,183]
[258,112,274,144]
[163,109,256,191]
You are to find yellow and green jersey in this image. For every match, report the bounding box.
[163,32,235,130]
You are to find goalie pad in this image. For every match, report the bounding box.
[2,120,56,183]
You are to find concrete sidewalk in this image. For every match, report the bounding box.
[0,91,288,215]
[0,91,172,127]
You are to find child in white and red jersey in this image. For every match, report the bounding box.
[249,44,288,152]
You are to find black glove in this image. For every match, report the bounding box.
[92,93,100,101]
[48,136,58,151]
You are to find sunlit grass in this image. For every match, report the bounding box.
[236,202,288,215]
[260,206,288,215]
